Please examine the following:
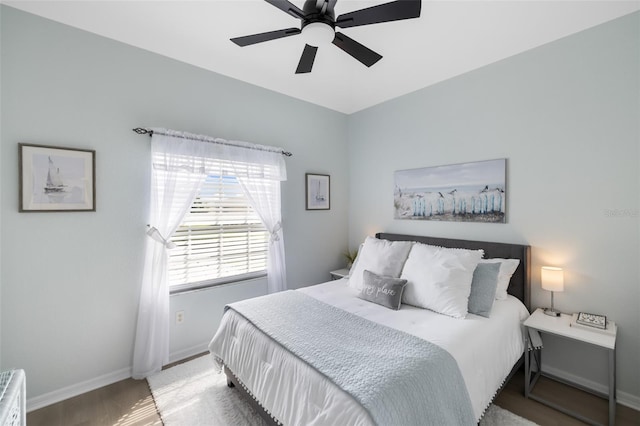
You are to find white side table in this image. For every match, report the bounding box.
[329,268,350,280]
[523,308,617,426]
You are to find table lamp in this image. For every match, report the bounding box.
[541,266,564,317]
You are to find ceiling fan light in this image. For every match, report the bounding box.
[302,22,334,47]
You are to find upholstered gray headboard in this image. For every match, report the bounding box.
[376,233,531,311]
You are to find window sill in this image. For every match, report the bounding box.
[169,272,267,296]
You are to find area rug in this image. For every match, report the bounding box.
[148,355,538,426]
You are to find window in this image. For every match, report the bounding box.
[168,174,269,292]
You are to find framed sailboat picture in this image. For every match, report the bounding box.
[306,173,330,210]
[19,143,96,212]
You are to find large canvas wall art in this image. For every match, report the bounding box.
[394,159,506,223]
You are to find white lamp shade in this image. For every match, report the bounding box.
[541,266,564,292]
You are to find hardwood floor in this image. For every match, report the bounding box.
[26,377,161,426]
[27,365,639,426]
[494,372,639,426]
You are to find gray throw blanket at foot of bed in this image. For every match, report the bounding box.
[226,290,476,426]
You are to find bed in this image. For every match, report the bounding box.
[209,232,531,425]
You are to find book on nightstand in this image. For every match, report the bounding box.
[570,313,616,336]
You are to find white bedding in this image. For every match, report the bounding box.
[209,279,529,425]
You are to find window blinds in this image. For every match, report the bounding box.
[167,174,269,291]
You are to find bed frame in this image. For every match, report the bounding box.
[225,232,531,426]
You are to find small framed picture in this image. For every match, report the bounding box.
[19,143,96,212]
[576,312,606,329]
[306,173,330,210]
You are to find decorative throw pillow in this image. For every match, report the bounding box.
[347,237,413,291]
[400,243,483,318]
[357,270,408,310]
[478,258,520,300]
[468,262,501,318]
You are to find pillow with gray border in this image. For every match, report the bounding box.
[358,270,408,310]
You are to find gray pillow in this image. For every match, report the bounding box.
[358,270,408,310]
[468,262,501,317]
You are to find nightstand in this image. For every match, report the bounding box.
[329,268,350,280]
[524,308,617,426]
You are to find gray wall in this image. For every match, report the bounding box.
[0,6,349,407]
[348,12,639,405]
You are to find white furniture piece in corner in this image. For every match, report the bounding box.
[0,369,26,426]
[524,308,617,426]
[329,268,350,280]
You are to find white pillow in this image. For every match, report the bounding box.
[347,237,413,291]
[478,258,520,300]
[400,243,483,318]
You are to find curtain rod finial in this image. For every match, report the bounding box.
[133,127,152,135]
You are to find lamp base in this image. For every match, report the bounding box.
[543,307,561,317]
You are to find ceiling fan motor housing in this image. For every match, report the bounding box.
[301,1,335,29]
[302,0,336,23]
[300,1,336,47]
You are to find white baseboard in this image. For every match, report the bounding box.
[543,365,640,411]
[168,342,210,364]
[26,343,211,413]
[26,366,132,413]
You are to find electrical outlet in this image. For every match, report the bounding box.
[176,311,185,324]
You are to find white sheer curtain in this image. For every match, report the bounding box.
[132,129,288,378]
[222,146,287,294]
[132,134,208,379]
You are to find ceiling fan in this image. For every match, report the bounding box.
[231,0,421,74]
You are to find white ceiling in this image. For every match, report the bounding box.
[4,1,640,114]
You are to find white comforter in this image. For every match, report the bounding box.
[209,279,529,425]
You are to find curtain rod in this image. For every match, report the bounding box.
[132,128,293,157]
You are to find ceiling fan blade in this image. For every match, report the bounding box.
[296,44,318,74]
[335,0,421,29]
[231,28,301,47]
[264,0,305,19]
[332,32,382,67]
